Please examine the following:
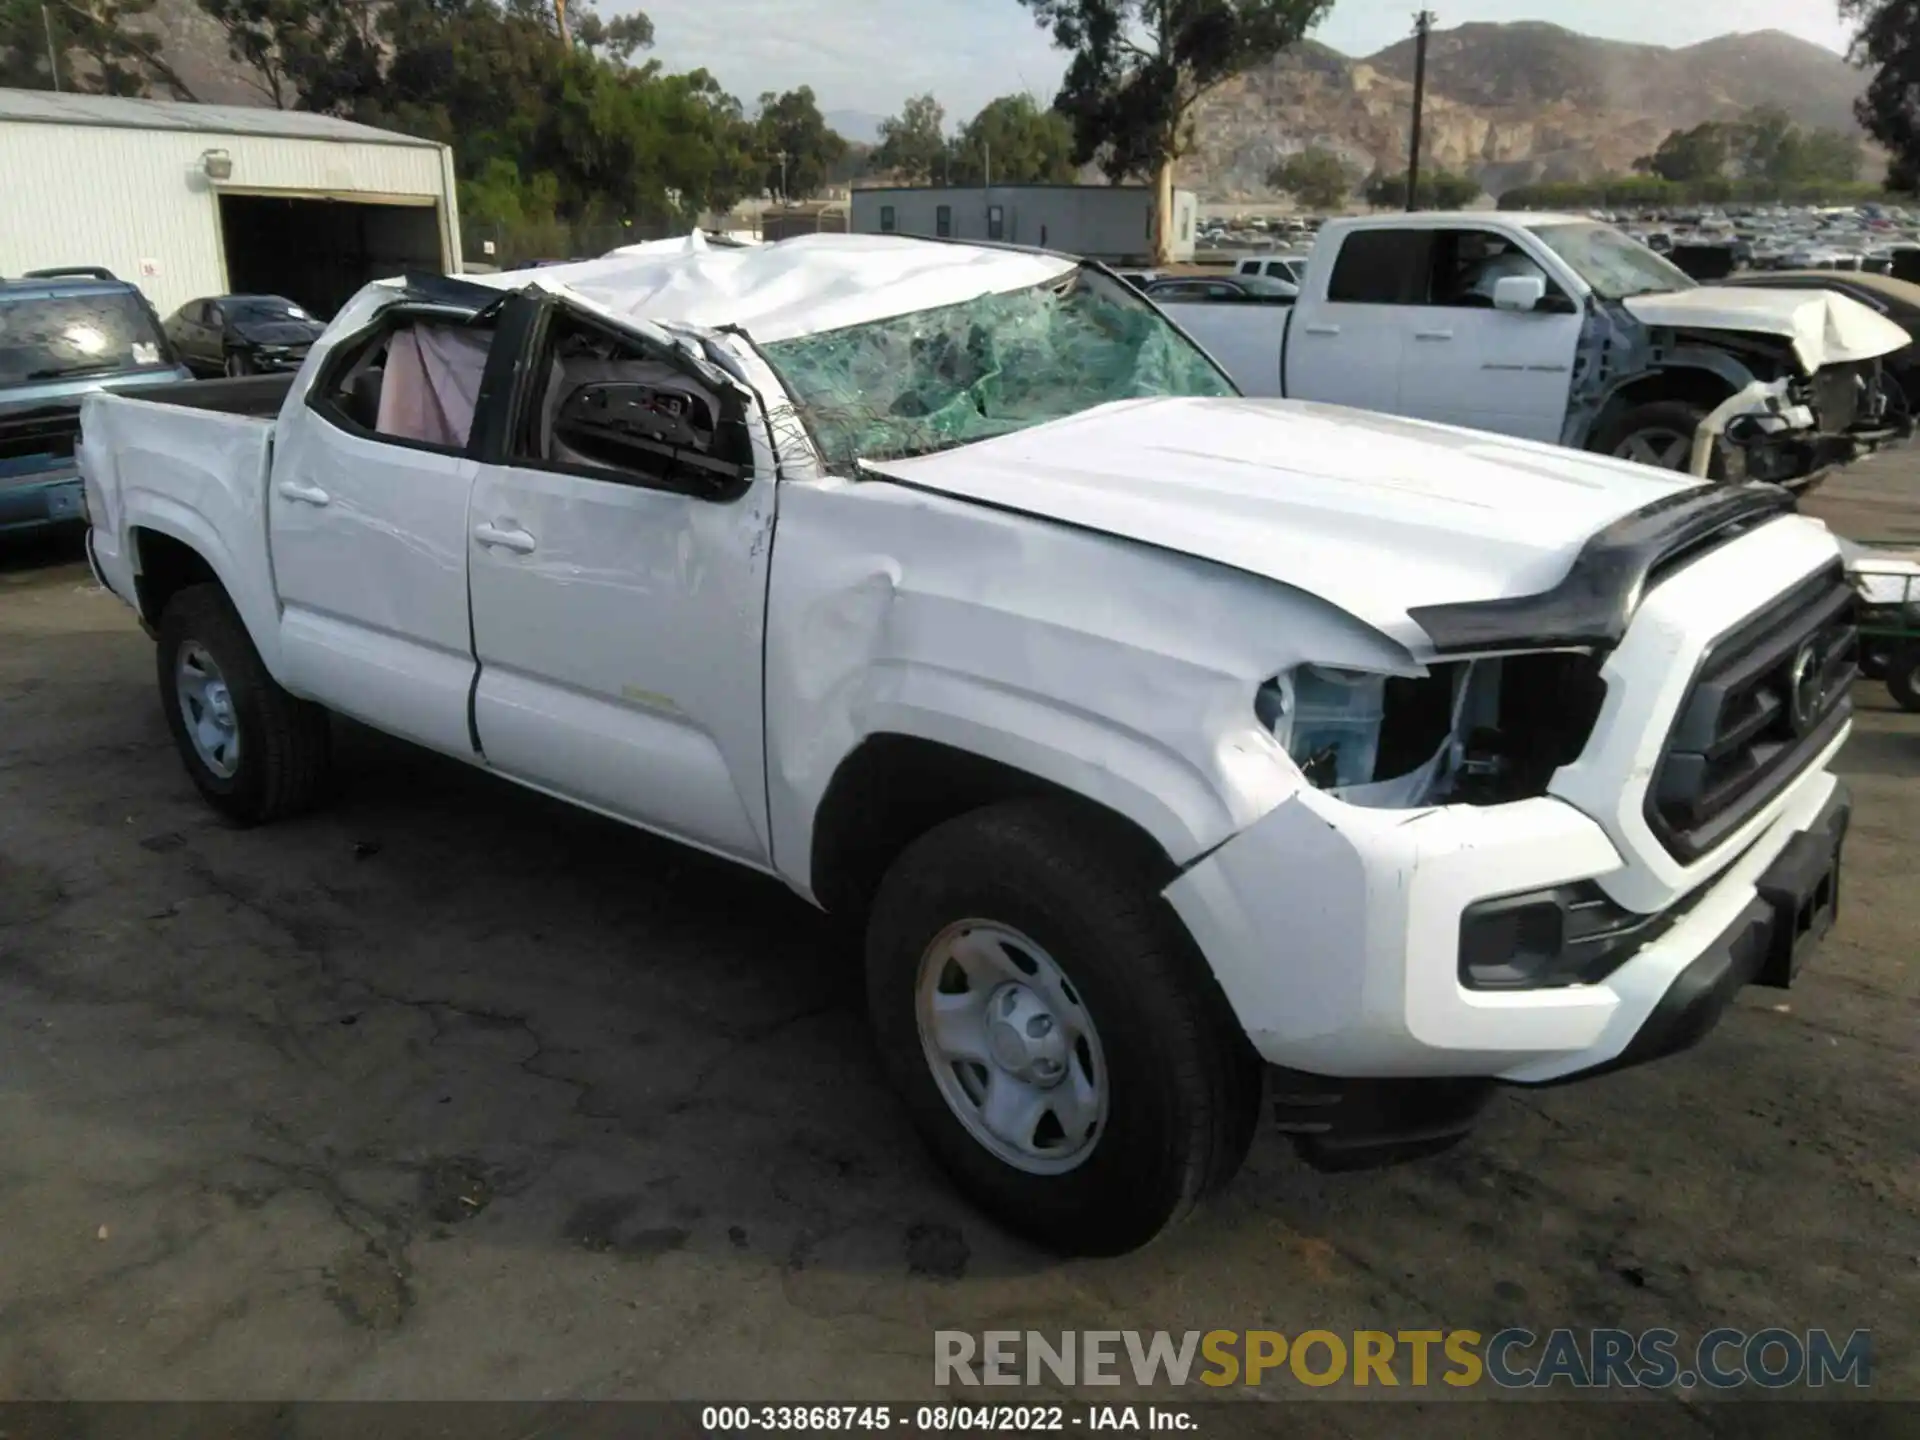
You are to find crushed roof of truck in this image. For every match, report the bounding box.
[470,232,1079,344]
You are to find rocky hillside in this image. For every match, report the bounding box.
[1188,22,1871,200]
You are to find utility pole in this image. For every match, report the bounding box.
[983,140,992,190]
[776,151,790,203]
[42,4,60,91]
[1407,10,1435,212]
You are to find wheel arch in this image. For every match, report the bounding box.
[1579,350,1753,450]
[807,732,1193,920]
[127,512,285,678]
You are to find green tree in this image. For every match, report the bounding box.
[1016,0,1333,263]
[2,0,196,95]
[192,0,753,247]
[1266,147,1356,210]
[826,141,873,186]
[1734,104,1802,183]
[1364,167,1481,210]
[950,94,1077,185]
[572,7,652,61]
[1795,127,1866,184]
[194,0,383,112]
[1844,0,1920,191]
[755,85,846,200]
[1639,122,1731,184]
[873,92,948,183]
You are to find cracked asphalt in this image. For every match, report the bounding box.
[0,459,1916,1420]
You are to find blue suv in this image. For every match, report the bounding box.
[1,269,192,535]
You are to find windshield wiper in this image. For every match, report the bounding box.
[21,361,126,380]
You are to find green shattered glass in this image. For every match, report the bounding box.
[762,270,1234,472]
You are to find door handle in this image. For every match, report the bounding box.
[474,522,537,555]
[276,480,331,506]
[1413,329,1454,341]
[1302,323,1341,336]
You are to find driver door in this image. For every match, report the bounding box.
[465,297,776,866]
[1396,227,1583,442]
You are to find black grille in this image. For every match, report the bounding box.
[1648,565,1856,863]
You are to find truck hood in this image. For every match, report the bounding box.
[860,396,1702,653]
[1621,286,1909,371]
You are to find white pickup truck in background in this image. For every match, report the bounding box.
[79,234,1857,1254]
[1160,211,1914,487]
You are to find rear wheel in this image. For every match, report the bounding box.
[156,584,331,823]
[864,799,1262,1255]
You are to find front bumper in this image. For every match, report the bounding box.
[1736,403,1916,493]
[1164,761,1846,1088]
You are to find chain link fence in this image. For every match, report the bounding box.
[459,214,692,270]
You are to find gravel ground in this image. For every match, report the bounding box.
[0,455,1915,1426]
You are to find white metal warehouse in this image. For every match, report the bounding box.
[0,88,462,319]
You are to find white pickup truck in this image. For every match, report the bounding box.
[1164,211,1913,487]
[79,234,1856,1255]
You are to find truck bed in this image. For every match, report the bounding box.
[98,373,295,417]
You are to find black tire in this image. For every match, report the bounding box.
[865,798,1262,1256]
[1590,399,1724,479]
[1887,647,1920,713]
[156,584,331,823]
[224,350,254,377]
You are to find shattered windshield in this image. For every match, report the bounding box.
[1531,222,1698,301]
[762,268,1235,470]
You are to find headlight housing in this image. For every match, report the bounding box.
[1255,665,1386,790]
[1257,653,1608,809]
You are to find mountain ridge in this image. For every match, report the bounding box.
[1187,22,1871,199]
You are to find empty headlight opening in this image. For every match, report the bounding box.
[1259,653,1608,809]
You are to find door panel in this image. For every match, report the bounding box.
[269,415,479,755]
[1286,228,1426,415]
[467,461,776,865]
[1397,308,1581,441]
[1284,307,1405,413]
[1394,228,1583,440]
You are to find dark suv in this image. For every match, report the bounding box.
[1,269,191,535]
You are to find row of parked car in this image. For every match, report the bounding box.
[0,267,325,534]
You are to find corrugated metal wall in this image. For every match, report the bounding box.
[849,187,1198,263]
[0,122,455,313]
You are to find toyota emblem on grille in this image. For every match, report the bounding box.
[1787,641,1824,735]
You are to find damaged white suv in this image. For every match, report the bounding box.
[79,234,1855,1254]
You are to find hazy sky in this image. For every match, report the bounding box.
[628,0,1858,123]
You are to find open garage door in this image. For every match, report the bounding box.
[219,193,446,321]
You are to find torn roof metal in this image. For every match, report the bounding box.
[468,233,1078,344]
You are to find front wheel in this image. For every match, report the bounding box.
[865,799,1262,1255]
[156,584,331,823]
[1887,646,1920,713]
[224,350,253,377]
[1591,399,1722,478]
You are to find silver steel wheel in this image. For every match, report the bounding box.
[175,642,241,778]
[1613,427,1691,470]
[915,920,1107,1176]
